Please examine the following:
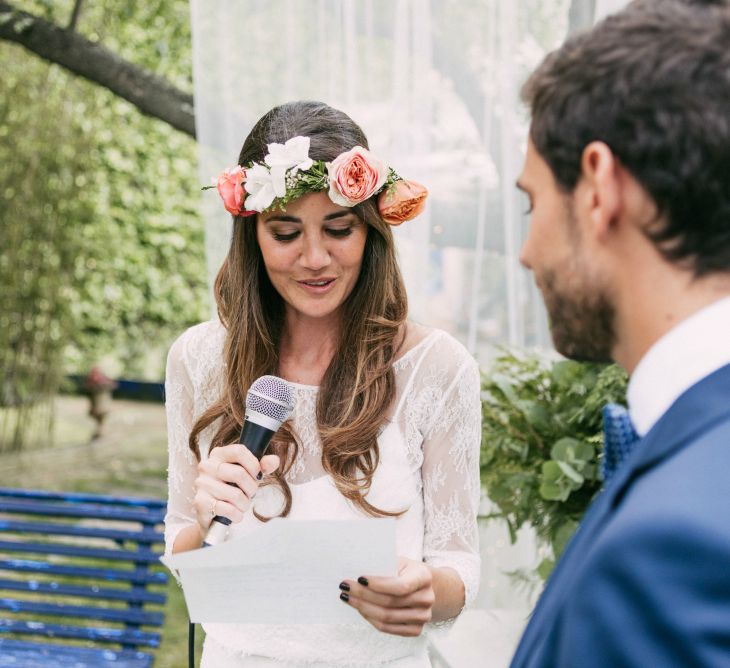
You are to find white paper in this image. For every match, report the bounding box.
[161,518,397,624]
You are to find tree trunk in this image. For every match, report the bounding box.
[0,1,195,137]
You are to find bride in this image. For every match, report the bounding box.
[164,100,482,667]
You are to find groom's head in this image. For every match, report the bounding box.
[517,0,730,365]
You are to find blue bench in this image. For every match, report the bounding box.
[0,487,168,667]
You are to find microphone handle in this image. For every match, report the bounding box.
[239,419,276,459]
[203,420,277,546]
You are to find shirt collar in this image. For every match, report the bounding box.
[627,295,730,436]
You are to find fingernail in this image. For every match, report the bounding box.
[339,592,349,602]
[256,472,263,480]
[357,576,369,587]
[339,582,350,592]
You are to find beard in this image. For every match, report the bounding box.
[539,268,616,363]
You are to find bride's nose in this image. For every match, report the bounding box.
[300,235,331,271]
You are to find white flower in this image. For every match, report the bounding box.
[265,136,314,175]
[243,163,277,212]
[267,165,288,200]
[240,136,315,210]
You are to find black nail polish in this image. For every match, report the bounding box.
[357,576,369,587]
[339,592,349,602]
[339,582,350,592]
[256,472,263,480]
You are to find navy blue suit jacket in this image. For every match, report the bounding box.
[510,363,730,668]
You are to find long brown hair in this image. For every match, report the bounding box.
[189,101,408,517]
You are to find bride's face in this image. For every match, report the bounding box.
[256,191,368,323]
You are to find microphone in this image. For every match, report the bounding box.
[204,375,294,547]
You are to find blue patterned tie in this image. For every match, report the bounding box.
[601,403,640,483]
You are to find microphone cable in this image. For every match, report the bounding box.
[189,620,196,668]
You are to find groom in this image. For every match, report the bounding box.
[511,1,730,666]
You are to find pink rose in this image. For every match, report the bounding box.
[377,179,428,225]
[327,146,388,206]
[217,165,254,216]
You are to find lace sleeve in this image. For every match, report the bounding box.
[163,331,199,558]
[421,355,482,611]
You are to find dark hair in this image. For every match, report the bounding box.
[238,100,367,167]
[190,101,408,519]
[522,0,730,276]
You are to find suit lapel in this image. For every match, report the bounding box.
[511,363,730,667]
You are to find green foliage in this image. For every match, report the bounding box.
[0,45,90,448]
[60,94,207,378]
[1,1,205,448]
[481,351,628,578]
[2,0,205,386]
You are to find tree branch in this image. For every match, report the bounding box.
[0,1,195,138]
[67,0,83,32]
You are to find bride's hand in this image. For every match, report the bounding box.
[192,443,280,533]
[339,557,435,637]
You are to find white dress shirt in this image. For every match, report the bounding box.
[628,295,730,436]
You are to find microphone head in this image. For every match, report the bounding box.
[245,375,295,428]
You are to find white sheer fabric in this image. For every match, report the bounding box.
[188,0,565,355]
[164,321,481,666]
[595,0,630,22]
[188,0,602,630]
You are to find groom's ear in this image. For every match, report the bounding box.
[578,141,622,243]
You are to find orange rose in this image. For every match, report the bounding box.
[217,165,249,216]
[377,179,428,225]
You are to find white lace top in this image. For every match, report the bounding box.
[164,320,482,666]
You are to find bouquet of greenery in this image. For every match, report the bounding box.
[480,351,628,580]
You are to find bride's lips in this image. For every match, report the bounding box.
[296,277,337,294]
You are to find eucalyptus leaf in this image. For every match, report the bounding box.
[540,482,570,501]
[553,519,579,558]
[551,437,582,462]
[537,558,556,580]
[573,441,595,462]
[541,461,563,483]
[525,402,552,431]
[557,461,584,485]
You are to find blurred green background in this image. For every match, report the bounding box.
[1,0,207,453]
[1,2,207,663]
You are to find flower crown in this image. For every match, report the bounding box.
[206,136,428,226]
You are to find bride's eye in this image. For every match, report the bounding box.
[327,227,353,238]
[273,230,300,242]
